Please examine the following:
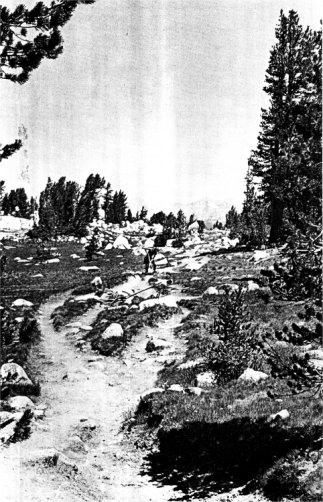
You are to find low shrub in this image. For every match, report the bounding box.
[203,287,262,383]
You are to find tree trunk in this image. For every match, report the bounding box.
[269,198,284,243]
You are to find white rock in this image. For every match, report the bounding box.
[7,396,35,411]
[308,349,323,360]
[70,254,80,259]
[11,298,34,308]
[1,363,32,385]
[102,323,124,340]
[186,386,205,396]
[204,286,219,296]
[91,276,103,288]
[31,273,44,278]
[44,258,60,264]
[79,325,93,332]
[0,412,24,443]
[144,238,155,249]
[311,359,323,369]
[227,283,240,292]
[270,409,290,421]
[196,371,215,387]
[79,266,100,272]
[104,243,113,250]
[139,295,178,311]
[0,411,14,425]
[239,368,269,383]
[140,387,164,399]
[190,276,201,282]
[152,223,163,234]
[168,384,184,392]
[113,235,131,249]
[178,358,203,370]
[246,281,260,291]
[66,322,82,328]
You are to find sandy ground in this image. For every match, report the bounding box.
[0,281,189,501]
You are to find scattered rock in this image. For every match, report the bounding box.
[139,295,178,310]
[146,338,171,352]
[113,235,131,249]
[140,387,164,399]
[0,362,32,385]
[6,395,35,412]
[185,386,206,396]
[246,280,260,291]
[101,323,124,340]
[11,298,34,308]
[239,368,269,383]
[168,384,184,392]
[195,371,215,387]
[178,358,203,370]
[204,286,219,296]
[91,276,103,289]
[79,266,100,272]
[0,412,24,443]
[269,409,290,421]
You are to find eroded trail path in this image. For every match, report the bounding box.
[1,288,188,502]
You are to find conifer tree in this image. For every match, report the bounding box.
[74,174,105,236]
[0,1,95,164]
[150,211,167,226]
[176,209,187,237]
[103,182,113,223]
[249,10,322,242]
[38,177,59,239]
[0,0,95,84]
[0,180,5,210]
[110,190,127,224]
[225,206,239,230]
[127,209,133,223]
[139,206,148,221]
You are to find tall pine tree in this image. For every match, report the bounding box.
[249,10,322,242]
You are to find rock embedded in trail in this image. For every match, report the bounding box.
[146,337,171,352]
[6,395,35,412]
[139,295,178,310]
[101,323,124,340]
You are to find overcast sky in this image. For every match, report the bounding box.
[0,0,321,213]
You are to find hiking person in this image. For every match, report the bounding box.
[144,248,158,274]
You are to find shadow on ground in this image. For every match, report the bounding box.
[141,417,321,500]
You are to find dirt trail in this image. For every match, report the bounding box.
[1,283,189,502]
